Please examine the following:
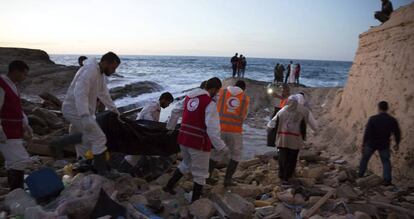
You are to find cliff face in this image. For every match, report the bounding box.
[0,47,77,97]
[325,3,414,180]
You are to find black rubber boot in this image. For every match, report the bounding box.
[93,152,119,179]
[224,159,239,187]
[206,159,218,185]
[7,169,24,191]
[191,182,203,202]
[162,169,183,195]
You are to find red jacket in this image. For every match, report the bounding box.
[177,94,212,152]
[0,77,24,139]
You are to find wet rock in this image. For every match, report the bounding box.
[327,214,353,219]
[39,92,62,108]
[354,211,372,219]
[32,107,64,128]
[189,198,216,219]
[212,193,254,219]
[239,158,261,169]
[4,188,37,216]
[336,184,358,200]
[110,81,163,100]
[356,174,382,188]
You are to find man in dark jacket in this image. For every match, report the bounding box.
[375,0,393,23]
[231,53,239,78]
[359,101,400,186]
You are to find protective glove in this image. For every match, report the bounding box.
[81,115,98,133]
[214,144,229,154]
[0,127,7,144]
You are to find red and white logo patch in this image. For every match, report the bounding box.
[187,98,200,112]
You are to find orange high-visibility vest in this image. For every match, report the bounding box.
[280,98,288,108]
[217,88,250,133]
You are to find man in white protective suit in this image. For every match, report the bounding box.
[163,77,228,202]
[62,52,121,178]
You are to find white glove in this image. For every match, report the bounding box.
[81,115,98,133]
[214,144,229,154]
[0,127,7,143]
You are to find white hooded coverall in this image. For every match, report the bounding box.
[62,58,119,157]
[166,88,226,185]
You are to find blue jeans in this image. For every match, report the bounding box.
[359,146,392,183]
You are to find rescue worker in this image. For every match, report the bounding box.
[208,80,250,186]
[267,86,290,147]
[121,92,174,169]
[136,92,174,121]
[163,77,227,202]
[62,52,121,178]
[267,95,314,185]
[0,60,33,190]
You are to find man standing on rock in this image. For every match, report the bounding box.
[359,101,400,186]
[208,80,250,187]
[375,0,393,23]
[163,77,227,202]
[62,52,121,178]
[231,53,239,78]
[267,95,312,185]
[0,60,33,190]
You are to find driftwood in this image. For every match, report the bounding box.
[302,189,335,218]
[39,92,62,107]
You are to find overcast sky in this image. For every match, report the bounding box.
[0,0,412,61]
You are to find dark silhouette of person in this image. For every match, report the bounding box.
[375,0,393,23]
[230,53,239,77]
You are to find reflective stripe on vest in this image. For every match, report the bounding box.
[277,131,300,137]
[218,89,246,121]
[217,89,248,133]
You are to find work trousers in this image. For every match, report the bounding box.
[178,145,210,185]
[0,139,31,170]
[359,146,392,183]
[278,147,299,181]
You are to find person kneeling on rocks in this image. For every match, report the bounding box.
[267,95,313,185]
[62,52,122,179]
[163,77,227,202]
[208,80,250,187]
[0,60,34,190]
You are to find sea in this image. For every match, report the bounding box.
[50,55,352,157]
[50,55,352,107]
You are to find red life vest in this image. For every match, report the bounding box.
[177,94,212,152]
[0,77,24,139]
